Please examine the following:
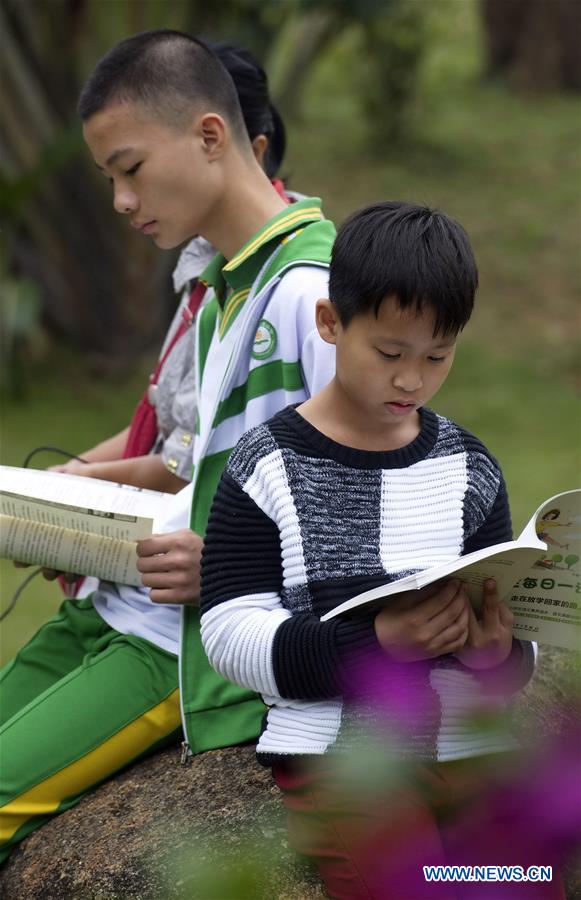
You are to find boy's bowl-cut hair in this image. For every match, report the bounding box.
[78,29,247,142]
[329,201,478,336]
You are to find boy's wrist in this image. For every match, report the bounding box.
[454,638,513,670]
[455,639,528,691]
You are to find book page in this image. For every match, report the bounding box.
[505,490,581,650]
[0,466,170,530]
[518,489,581,544]
[0,515,142,585]
[0,491,154,541]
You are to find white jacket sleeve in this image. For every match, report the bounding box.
[271,266,336,397]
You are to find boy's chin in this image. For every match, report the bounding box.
[152,233,178,250]
[154,230,196,250]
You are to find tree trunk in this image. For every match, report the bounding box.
[481,0,581,91]
[269,9,345,121]
[1,0,176,364]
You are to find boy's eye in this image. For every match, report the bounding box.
[378,350,400,360]
[427,355,446,363]
[125,162,142,176]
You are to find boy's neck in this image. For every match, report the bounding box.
[202,158,288,261]
[298,381,423,452]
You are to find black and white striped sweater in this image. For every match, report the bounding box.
[200,405,534,763]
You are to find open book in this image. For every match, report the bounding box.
[0,466,172,586]
[322,490,581,651]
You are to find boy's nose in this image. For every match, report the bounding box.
[393,369,422,392]
[113,188,138,215]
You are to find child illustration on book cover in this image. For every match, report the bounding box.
[536,508,572,549]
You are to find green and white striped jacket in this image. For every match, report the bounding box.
[180,197,337,755]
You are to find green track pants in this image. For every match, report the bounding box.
[0,596,181,864]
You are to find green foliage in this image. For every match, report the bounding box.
[0,123,81,221]
[358,1,428,146]
[174,846,276,900]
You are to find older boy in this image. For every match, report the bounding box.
[200,202,545,898]
[0,30,335,862]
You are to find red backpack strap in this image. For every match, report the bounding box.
[122,281,207,459]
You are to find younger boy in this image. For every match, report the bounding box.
[200,202,545,898]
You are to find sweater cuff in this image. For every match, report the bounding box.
[272,613,381,700]
[335,616,382,694]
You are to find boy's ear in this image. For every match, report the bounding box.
[315,299,340,345]
[251,134,268,168]
[198,113,227,160]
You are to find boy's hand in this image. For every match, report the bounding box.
[374,579,469,662]
[48,460,89,476]
[137,529,203,605]
[454,579,514,670]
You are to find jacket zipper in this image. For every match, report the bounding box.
[177,244,321,761]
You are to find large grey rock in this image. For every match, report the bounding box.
[0,744,325,900]
[1,647,578,899]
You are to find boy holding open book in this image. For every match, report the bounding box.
[0,29,337,864]
[200,202,562,898]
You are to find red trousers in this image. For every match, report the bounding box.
[272,755,566,900]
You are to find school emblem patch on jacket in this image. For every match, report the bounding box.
[252,319,278,360]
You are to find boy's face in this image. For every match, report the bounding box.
[83,101,222,250]
[318,295,457,436]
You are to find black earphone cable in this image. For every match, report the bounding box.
[22,446,89,469]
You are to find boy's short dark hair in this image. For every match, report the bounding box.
[78,29,247,141]
[329,201,478,336]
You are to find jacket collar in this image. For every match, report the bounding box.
[200,197,325,300]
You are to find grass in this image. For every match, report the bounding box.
[1,0,579,664]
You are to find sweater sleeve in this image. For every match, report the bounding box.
[462,470,512,554]
[200,445,378,701]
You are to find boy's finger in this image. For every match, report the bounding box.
[423,579,462,619]
[424,585,467,633]
[481,579,500,626]
[136,552,175,574]
[465,602,480,638]
[136,534,169,557]
[149,587,200,606]
[42,568,60,581]
[498,601,515,628]
[396,579,459,613]
[139,570,180,589]
[431,606,469,651]
[389,584,433,611]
